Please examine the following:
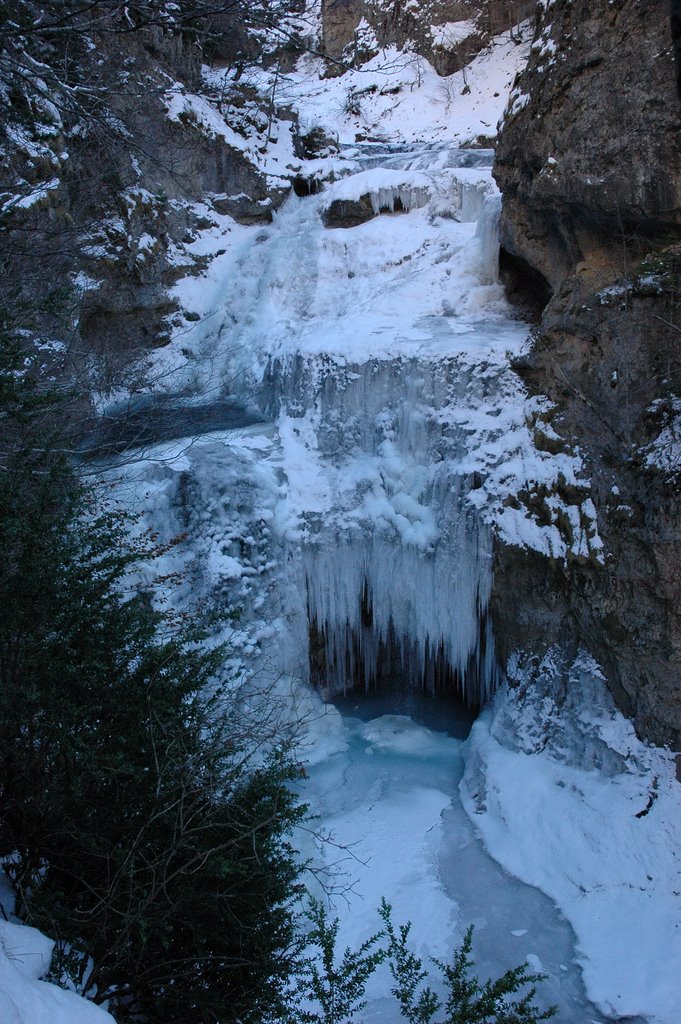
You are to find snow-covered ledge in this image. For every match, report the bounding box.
[461,649,681,1024]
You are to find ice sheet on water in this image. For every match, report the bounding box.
[359,714,449,755]
[299,705,608,1024]
[298,710,464,1012]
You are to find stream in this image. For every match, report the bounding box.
[297,694,611,1024]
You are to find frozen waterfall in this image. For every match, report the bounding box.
[113,47,681,1024]
[150,142,530,704]
[241,148,516,705]
[263,350,501,704]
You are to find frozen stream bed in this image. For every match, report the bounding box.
[298,698,616,1024]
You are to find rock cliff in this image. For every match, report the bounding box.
[0,2,297,398]
[492,0,681,747]
[320,0,534,75]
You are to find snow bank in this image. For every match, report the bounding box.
[643,397,681,478]
[461,650,681,1024]
[243,28,531,147]
[430,20,478,51]
[164,85,252,152]
[0,921,114,1024]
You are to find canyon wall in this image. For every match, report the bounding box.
[0,3,293,396]
[492,0,681,748]
[6,1,681,748]
[320,0,534,74]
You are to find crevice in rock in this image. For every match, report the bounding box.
[292,176,320,197]
[499,246,553,322]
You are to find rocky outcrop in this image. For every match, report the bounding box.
[0,4,296,392]
[492,0,681,747]
[321,194,384,226]
[496,0,681,293]
[320,0,516,76]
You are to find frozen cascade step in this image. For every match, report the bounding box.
[212,142,531,701]
[319,164,496,226]
[262,351,504,703]
[341,141,495,172]
[151,138,586,705]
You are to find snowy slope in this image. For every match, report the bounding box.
[242,31,531,147]
[462,653,681,1024]
[0,919,114,1024]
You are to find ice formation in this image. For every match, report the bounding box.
[319,168,434,216]
[319,163,496,224]
[111,32,681,1023]
[303,505,496,701]
[474,192,502,284]
[141,139,598,706]
[262,350,501,703]
[462,651,681,1024]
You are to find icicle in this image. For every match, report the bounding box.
[263,264,505,704]
[368,184,430,215]
[303,497,495,705]
[474,193,502,284]
[458,179,490,222]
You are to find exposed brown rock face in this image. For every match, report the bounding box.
[1,10,291,389]
[492,0,681,747]
[321,193,383,226]
[320,0,495,76]
[497,0,681,293]
[321,0,364,61]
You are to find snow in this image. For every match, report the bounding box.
[643,397,681,478]
[430,20,478,50]
[461,650,681,1024]
[163,80,300,187]
[239,29,531,148]
[165,84,251,150]
[297,701,612,1023]
[319,165,495,223]
[1,179,60,216]
[319,167,434,212]
[353,17,380,55]
[0,920,114,1024]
